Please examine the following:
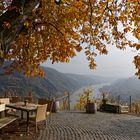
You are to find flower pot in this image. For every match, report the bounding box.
[86,103,96,113]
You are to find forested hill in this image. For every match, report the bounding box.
[100,76,140,101]
[0,66,110,98]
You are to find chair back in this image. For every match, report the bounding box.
[38,99,53,112]
[24,96,33,103]
[38,98,47,105]
[46,100,53,112]
[36,104,47,122]
[11,96,21,103]
[0,98,10,104]
[0,104,5,112]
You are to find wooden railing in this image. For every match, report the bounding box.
[55,92,70,111]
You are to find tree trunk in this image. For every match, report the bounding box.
[0,0,40,55]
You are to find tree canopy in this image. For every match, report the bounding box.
[0,0,140,77]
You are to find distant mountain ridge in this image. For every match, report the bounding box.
[100,76,140,101]
[0,66,110,98]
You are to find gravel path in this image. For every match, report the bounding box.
[38,111,140,140]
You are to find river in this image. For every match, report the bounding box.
[70,83,110,109]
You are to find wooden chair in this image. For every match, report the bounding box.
[0,98,11,115]
[10,96,21,103]
[46,100,53,115]
[0,104,5,118]
[38,98,47,105]
[0,98,10,105]
[9,97,21,115]
[29,104,47,132]
[24,96,33,103]
[38,99,53,115]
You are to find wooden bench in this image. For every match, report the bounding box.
[120,105,129,113]
[0,116,18,129]
[0,104,18,130]
[100,103,120,113]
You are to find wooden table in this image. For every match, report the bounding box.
[6,102,37,132]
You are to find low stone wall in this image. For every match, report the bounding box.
[100,104,120,113]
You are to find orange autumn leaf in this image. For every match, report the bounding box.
[0,0,139,78]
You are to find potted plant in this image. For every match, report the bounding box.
[84,87,96,114]
[75,86,96,113]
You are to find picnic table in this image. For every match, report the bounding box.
[6,102,37,132]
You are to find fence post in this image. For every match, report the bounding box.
[67,92,70,110]
[129,96,132,113]
[117,95,120,105]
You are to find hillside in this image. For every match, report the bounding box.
[100,76,140,101]
[0,66,100,98]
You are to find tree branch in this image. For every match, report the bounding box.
[0,0,40,57]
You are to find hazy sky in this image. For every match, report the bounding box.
[42,45,137,78]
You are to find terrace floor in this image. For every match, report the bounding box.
[1,111,140,140]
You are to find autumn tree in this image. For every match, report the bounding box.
[0,0,140,77]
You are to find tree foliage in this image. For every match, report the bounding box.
[0,0,140,77]
[75,86,94,110]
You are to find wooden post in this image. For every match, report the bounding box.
[67,92,70,110]
[62,100,65,111]
[64,91,70,111]
[0,2,3,15]
[118,95,120,105]
[129,96,132,113]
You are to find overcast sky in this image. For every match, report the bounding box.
[42,45,137,78]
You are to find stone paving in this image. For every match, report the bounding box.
[38,111,140,140]
[1,111,140,140]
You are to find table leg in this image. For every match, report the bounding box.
[21,110,23,119]
[27,111,29,132]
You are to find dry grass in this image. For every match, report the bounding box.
[131,101,140,114]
